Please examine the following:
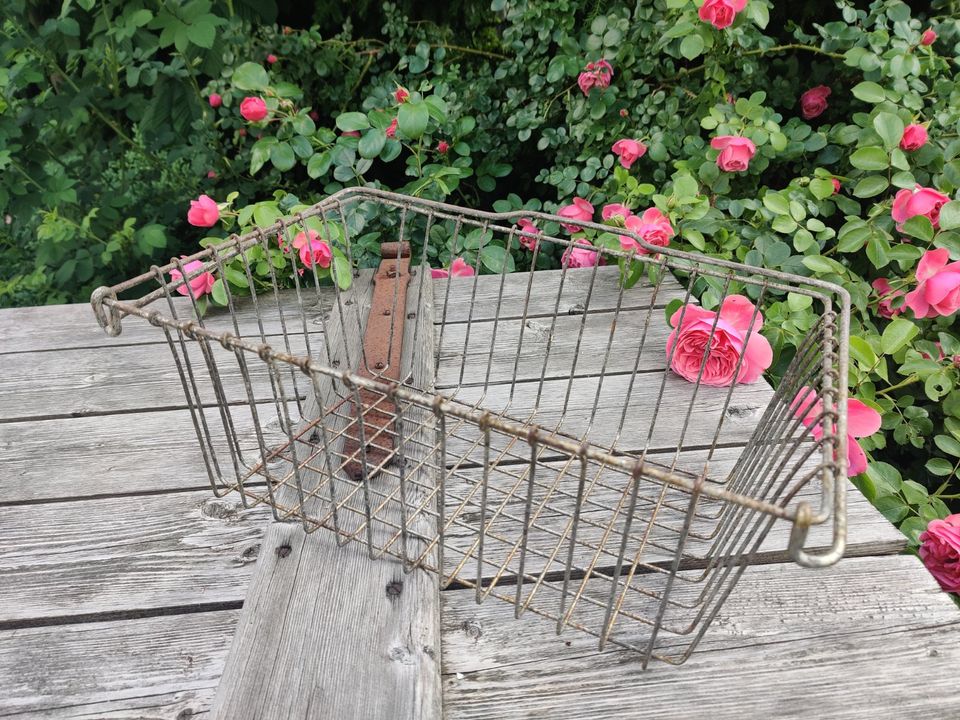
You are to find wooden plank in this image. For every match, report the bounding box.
[444,373,776,458]
[441,554,960,720]
[432,265,688,324]
[0,609,237,718]
[0,407,269,503]
[210,264,442,720]
[437,306,676,389]
[0,469,899,624]
[439,446,905,583]
[0,275,374,422]
[0,490,269,624]
[0,284,346,355]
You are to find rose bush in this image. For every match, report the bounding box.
[3,0,960,593]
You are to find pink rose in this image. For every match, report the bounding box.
[611,139,647,169]
[601,203,632,222]
[698,0,748,29]
[711,135,756,172]
[562,240,601,269]
[437,140,449,154]
[919,514,960,592]
[921,29,937,46]
[309,110,320,122]
[577,59,614,96]
[187,194,220,227]
[266,54,278,64]
[800,85,831,120]
[667,295,772,387]
[871,278,904,318]
[904,248,960,318]
[206,170,217,179]
[208,93,222,108]
[240,96,268,122]
[891,185,951,230]
[791,388,881,477]
[620,208,674,254]
[516,218,541,251]
[292,229,332,269]
[170,259,216,298]
[386,117,398,139]
[431,257,475,279]
[900,124,928,151]
[831,178,842,195]
[557,197,594,232]
[394,87,409,104]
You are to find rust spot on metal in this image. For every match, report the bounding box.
[342,241,412,480]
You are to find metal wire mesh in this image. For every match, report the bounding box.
[91,187,850,666]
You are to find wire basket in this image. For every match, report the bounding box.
[91,187,850,667]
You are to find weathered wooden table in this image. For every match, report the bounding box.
[1,268,958,719]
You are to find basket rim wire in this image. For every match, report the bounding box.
[90,187,851,575]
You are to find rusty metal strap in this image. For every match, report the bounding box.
[342,241,412,480]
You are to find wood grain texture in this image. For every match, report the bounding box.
[0,285,347,355]
[0,465,900,625]
[0,609,236,718]
[0,276,374,422]
[210,266,442,720]
[432,265,687,324]
[0,490,269,623]
[441,554,960,720]
[439,446,904,583]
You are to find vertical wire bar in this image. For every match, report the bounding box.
[394,387,411,568]
[348,381,377,556]
[476,419,491,603]
[514,428,539,617]
[509,235,542,402]
[587,253,632,428]
[457,221,490,392]
[434,404,448,584]
[556,447,589,633]
[480,226,514,395]
[560,251,602,419]
[434,218,463,378]
[269,354,309,527]
[307,369,345,541]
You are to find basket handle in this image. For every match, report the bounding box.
[788,469,847,568]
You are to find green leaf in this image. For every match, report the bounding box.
[873,113,905,150]
[307,151,332,179]
[900,215,934,242]
[926,458,955,476]
[925,370,952,401]
[186,18,216,48]
[850,146,889,171]
[137,224,167,250]
[211,278,228,306]
[787,292,812,311]
[479,245,516,274]
[249,138,274,175]
[664,298,683,326]
[874,494,909,524]
[331,251,352,291]
[852,81,886,103]
[679,34,704,60]
[358,130,386,159]
[935,435,960,457]
[901,480,929,505]
[809,178,837,200]
[290,114,316,136]
[232,62,270,91]
[270,142,296,171]
[335,112,370,132]
[852,176,889,198]
[849,336,878,367]
[880,317,919,354]
[762,192,790,215]
[398,101,429,140]
[939,201,960,231]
